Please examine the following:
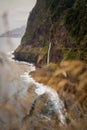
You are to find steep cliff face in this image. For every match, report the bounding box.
[14,0,87,65]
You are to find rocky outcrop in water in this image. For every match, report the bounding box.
[23,93,63,130]
[14,0,87,65]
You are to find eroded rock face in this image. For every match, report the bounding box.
[23,94,61,130]
[14,0,87,65]
[13,0,87,129]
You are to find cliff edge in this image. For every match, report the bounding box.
[14,0,87,66]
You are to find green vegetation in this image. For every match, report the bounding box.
[48,0,87,42]
[50,0,75,22]
[22,0,87,45]
[65,0,87,42]
[63,48,87,61]
[15,0,87,65]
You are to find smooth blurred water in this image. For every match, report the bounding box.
[0,37,21,53]
[0,37,66,129]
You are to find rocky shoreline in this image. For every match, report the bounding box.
[31,60,87,129]
[13,0,87,129]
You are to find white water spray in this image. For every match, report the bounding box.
[21,71,66,125]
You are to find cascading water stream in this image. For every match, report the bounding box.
[47,42,51,64]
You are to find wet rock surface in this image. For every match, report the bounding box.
[23,94,62,130]
[0,53,87,130]
[0,53,66,130]
[31,61,87,130]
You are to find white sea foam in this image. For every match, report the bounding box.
[2,50,66,125]
[20,70,66,125]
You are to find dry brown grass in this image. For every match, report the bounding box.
[31,60,87,127]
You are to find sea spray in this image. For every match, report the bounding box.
[21,71,66,125]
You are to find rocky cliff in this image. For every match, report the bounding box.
[14,0,87,66]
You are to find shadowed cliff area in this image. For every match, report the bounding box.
[14,0,87,65]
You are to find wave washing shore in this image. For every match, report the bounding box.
[0,52,67,130]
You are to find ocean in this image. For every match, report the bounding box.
[0,37,21,53]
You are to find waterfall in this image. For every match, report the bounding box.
[47,42,51,64]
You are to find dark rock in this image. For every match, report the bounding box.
[14,0,87,65]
